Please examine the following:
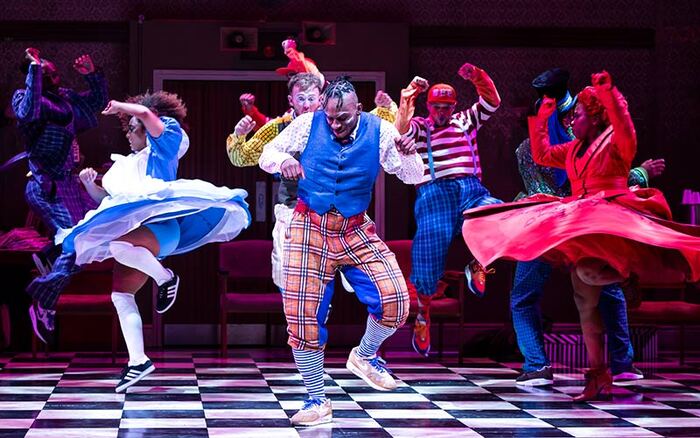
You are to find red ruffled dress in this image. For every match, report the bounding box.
[462,85,700,285]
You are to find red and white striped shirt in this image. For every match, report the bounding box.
[406,96,498,185]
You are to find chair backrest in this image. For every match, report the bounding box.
[64,260,114,294]
[218,240,273,279]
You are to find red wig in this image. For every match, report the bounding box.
[577,86,609,127]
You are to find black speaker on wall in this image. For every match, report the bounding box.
[302,21,336,45]
[220,27,258,51]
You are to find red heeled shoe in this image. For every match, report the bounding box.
[573,367,612,402]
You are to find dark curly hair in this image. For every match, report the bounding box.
[119,90,188,130]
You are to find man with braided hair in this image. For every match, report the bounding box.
[226,40,398,292]
[259,77,423,426]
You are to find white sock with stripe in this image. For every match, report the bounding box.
[292,349,326,400]
[109,240,172,286]
[111,292,149,367]
[357,315,397,358]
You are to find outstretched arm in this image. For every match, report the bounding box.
[459,63,501,108]
[528,97,575,169]
[12,48,43,123]
[74,55,108,114]
[239,93,267,132]
[394,76,428,135]
[455,63,500,131]
[259,112,312,175]
[102,100,164,137]
[227,118,281,167]
[591,71,636,163]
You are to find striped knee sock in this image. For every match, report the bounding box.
[292,349,326,400]
[357,315,397,358]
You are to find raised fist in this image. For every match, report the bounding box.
[374,90,394,109]
[239,93,255,109]
[79,167,98,186]
[234,115,256,136]
[537,96,557,119]
[25,48,41,65]
[282,39,297,54]
[591,70,612,89]
[73,54,95,75]
[410,76,429,93]
[458,62,478,81]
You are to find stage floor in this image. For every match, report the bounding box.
[0,349,698,437]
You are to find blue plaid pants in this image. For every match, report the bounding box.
[411,176,502,296]
[511,259,634,373]
[25,176,94,310]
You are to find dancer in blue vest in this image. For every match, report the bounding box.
[260,77,423,426]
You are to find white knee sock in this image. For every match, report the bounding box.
[109,241,172,285]
[111,292,149,366]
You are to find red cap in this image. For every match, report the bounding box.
[427,83,457,104]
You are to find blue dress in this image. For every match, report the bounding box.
[56,117,250,265]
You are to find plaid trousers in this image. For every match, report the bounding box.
[283,202,409,351]
[25,175,95,309]
[411,175,502,296]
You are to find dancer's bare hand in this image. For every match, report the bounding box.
[591,70,612,89]
[239,93,255,109]
[458,62,478,81]
[537,96,557,119]
[395,136,416,155]
[234,115,256,136]
[281,157,305,180]
[641,158,666,179]
[101,100,123,115]
[25,48,41,64]
[79,167,98,186]
[73,54,95,75]
[374,90,393,109]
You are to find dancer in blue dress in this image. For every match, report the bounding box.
[57,91,250,392]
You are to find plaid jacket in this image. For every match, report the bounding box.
[12,64,108,181]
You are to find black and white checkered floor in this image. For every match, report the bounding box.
[0,349,699,437]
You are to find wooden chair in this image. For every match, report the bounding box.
[32,260,119,363]
[385,240,466,364]
[629,281,700,365]
[218,240,282,357]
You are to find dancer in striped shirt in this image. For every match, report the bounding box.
[395,63,502,357]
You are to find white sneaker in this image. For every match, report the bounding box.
[346,347,397,391]
[290,397,332,426]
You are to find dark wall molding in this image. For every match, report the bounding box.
[0,21,129,43]
[411,26,656,49]
[0,21,655,49]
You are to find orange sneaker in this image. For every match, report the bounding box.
[412,319,431,357]
[465,259,494,298]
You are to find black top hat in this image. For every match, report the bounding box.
[531,68,570,100]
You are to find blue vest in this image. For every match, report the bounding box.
[298,111,380,217]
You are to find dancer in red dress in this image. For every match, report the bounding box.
[462,71,700,401]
